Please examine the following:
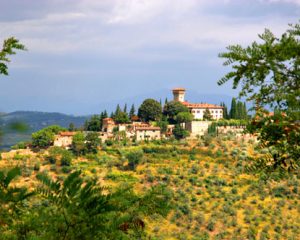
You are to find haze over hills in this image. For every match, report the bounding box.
[0,111,89,150]
[0,91,235,150]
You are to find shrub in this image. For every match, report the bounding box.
[61,151,73,166]
[61,166,72,173]
[206,218,216,231]
[11,141,27,150]
[126,149,144,170]
[34,163,40,171]
[105,139,114,146]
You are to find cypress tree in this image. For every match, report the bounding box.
[129,104,135,118]
[243,102,248,119]
[236,101,243,119]
[123,104,127,113]
[229,98,237,119]
[115,104,121,116]
[103,110,108,118]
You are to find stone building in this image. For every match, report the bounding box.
[53,131,76,148]
[172,88,223,120]
[102,118,115,133]
[135,126,161,141]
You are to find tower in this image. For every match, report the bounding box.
[172,88,186,102]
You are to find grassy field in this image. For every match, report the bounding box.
[1,134,300,240]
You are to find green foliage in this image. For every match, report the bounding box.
[0,37,26,76]
[71,132,86,155]
[215,119,248,127]
[8,170,172,239]
[0,167,32,228]
[114,111,130,124]
[32,125,66,148]
[85,132,100,154]
[175,112,193,123]
[138,98,162,122]
[129,104,136,119]
[84,115,102,131]
[208,122,217,135]
[203,108,212,121]
[163,101,189,123]
[173,124,190,140]
[229,98,248,119]
[219,22,300,171]
[126,149,144,170]
[156,120,169,133]
[11,141,27,150]
[61,150,73,166]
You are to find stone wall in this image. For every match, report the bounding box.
[185,121,211,137]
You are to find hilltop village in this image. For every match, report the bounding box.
[53,88,247,148]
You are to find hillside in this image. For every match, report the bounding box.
[0,111,88,149]
[1,136,299,239]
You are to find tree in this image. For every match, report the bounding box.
[163,101,189,123]
[0,167,32,228]
[68,122,75,131]
[123,104,127,113]
[71,132,86,156]
[126,149,144,170]
[138,99,162,122]
[129,104,135,119]
[175,112,193,123]
[0,37,26,76]
[220,102,229,119]
[203,108,212,121]
[173,124,190,140]
[14,170,173,239]
[85,132,100,154]
[229,98,237,119]
[218,22,300,171]
[115,104,121,116]
[85,115,101,131]
[114,111,130,124]
[32,125,66,148]
[156,120,169,133]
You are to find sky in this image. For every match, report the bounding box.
[0,0,299,115]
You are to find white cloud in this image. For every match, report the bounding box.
[0,0,298,57]
[262,0,300,4]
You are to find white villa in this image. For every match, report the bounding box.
[172,88,223,120]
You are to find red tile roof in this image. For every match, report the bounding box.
[172,88,186,91]
[136,127,161,131]
[182,102,223,109]
[103,118,114,121]
[59,131,76,136]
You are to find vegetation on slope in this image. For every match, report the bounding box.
[1,135,299,239]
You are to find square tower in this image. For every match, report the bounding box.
[172,88,186,102]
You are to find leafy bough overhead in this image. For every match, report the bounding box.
[0,37,26,76]
[218,22,300,172]
[218,25,300,112]
[33,170,173,239]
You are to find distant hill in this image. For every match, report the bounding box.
[0,111,89,150]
